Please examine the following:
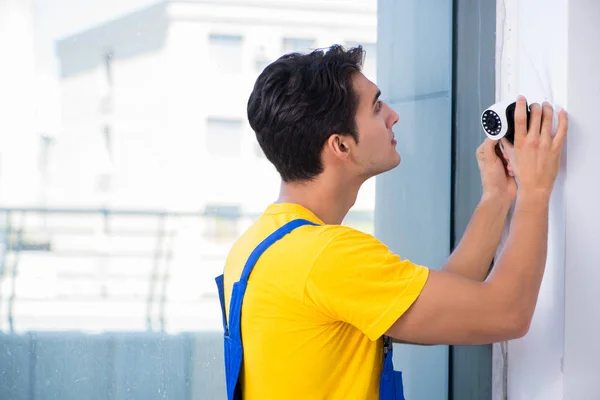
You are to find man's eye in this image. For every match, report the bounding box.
[375,101,383,112]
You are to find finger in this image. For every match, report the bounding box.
[501,137,518,177]
[506,163,515,177]
[483,138,498,163]
[476,142,485,164]
[540,102,553,144]
[514,96,530,148]
[526,102,542,141]
[500,137,514,155]
[493,141,509,170]
[552,109,569,152]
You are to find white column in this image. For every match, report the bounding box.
[494,0,568,399]
[495,0,600,399]
[563,1,600,399]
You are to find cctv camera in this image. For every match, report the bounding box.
[481,100,530,144]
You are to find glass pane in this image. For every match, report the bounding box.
[0,1,378,399]
[375,0,453,399]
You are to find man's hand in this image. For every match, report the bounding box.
[476,138,517,206]
[500,98,568,199]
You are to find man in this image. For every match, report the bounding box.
[218,45,568,399]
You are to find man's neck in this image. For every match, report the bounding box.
[276,173,364,225]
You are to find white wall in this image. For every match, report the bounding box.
[563,1,600,398]
[495,0,600,399]
[495,0,567,399]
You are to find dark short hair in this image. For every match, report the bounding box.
[247,44,365,182]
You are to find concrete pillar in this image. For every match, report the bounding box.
[494,0,600,398]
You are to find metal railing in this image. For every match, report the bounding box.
[0,207,234,333]
[0,206,373,334]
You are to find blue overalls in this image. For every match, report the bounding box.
[215,219,405,399]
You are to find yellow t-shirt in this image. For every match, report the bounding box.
[223,203,429,400]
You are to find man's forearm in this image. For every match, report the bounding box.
[442,195,512,281]
[486,191,550,323]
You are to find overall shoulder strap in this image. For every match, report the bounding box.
[238,218,317,284]
[226,218,318,335]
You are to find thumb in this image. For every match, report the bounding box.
[483,138,499,165]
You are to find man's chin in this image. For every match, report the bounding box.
[390,154,401,169]
[372,158,401,177]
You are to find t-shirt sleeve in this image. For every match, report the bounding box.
[304,227,430,341]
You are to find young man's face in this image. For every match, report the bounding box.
[351,72,401,178]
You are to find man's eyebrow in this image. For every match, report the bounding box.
[372,90,381,105]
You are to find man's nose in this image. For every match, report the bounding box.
[388,106,399,127]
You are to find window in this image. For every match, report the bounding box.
[209,34,243,74]
[282,37,316,54]
[206,118,243,157]
[3,1,382,398]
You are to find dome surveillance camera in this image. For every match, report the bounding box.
[481,100,530,145]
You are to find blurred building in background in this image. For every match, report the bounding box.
[0,0,377,334]
[52,0,377,213]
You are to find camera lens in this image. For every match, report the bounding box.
[482,110,502,135]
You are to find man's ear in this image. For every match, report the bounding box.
[326,134,351,158]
